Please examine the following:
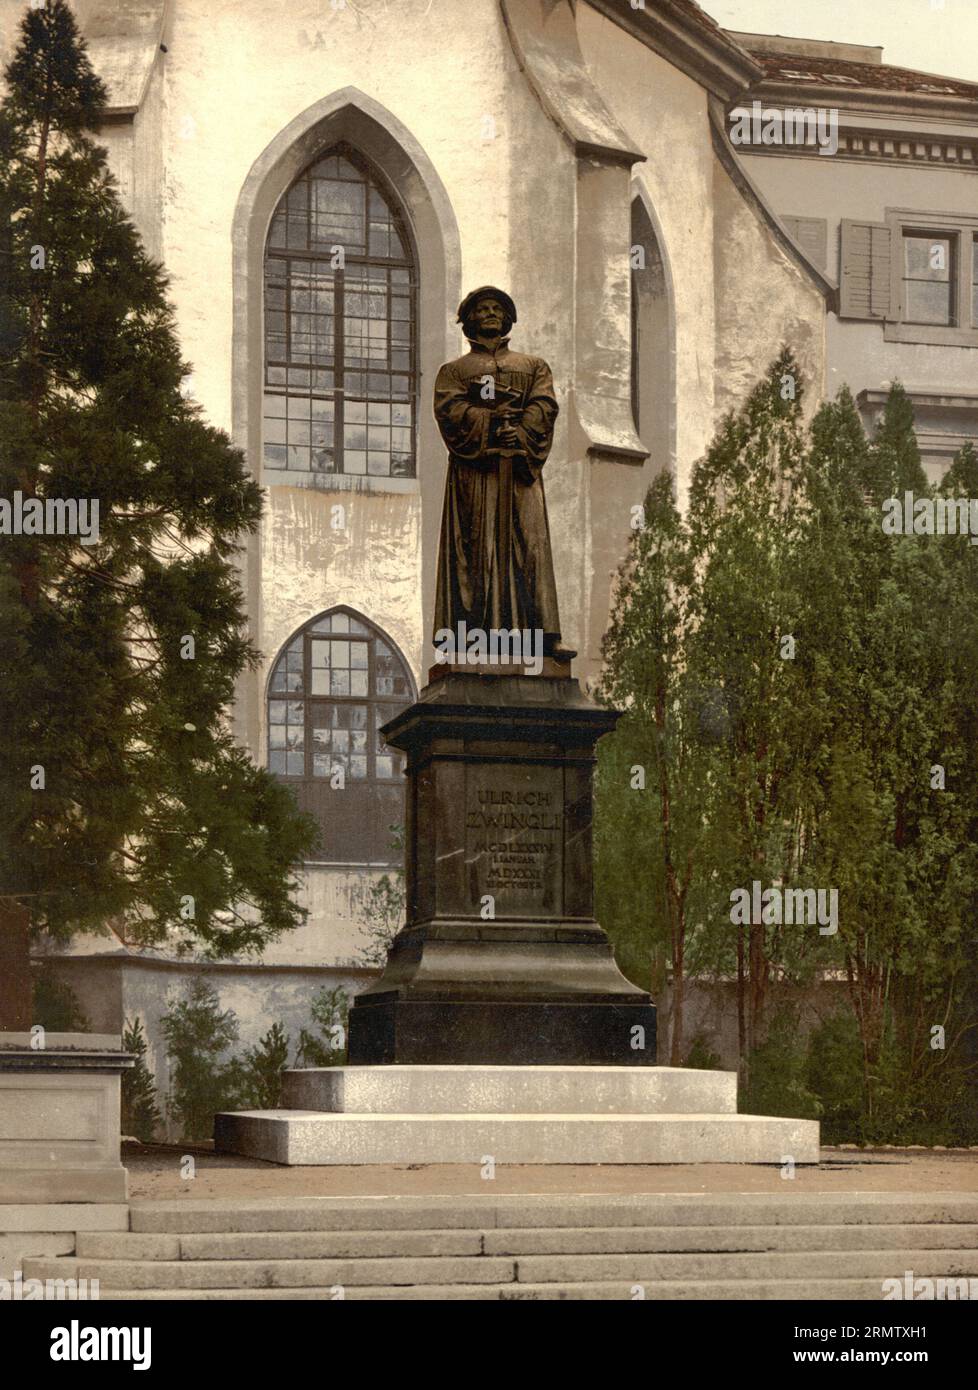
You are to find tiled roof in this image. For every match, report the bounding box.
[747,48,978,102]
[665,0,731,39]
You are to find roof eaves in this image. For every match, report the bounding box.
[586,0,762,101]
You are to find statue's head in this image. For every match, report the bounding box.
[457,286,517,340]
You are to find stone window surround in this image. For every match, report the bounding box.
[230,90,461,747]
[231,89,462,504]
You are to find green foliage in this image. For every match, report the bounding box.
[741,1010,821,1121]
[160,979,245,1141]
[683,1033,723,1071]
[30,965,88,1031]
[0,1,317,956]
[803,1010,864,1143]
[295,985,350,1068]
[159,980,357,1139]
[240,1021,290,1110]
[121,1015,161,1143]
[597,357,978,1142]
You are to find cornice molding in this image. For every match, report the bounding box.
[726,116,978,171]
[857,389,978,412]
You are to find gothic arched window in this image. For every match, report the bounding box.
[267,608,415,863]
[263,145,417,483]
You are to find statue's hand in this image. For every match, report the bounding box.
[496,422,520,448]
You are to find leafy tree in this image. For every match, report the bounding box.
[596,471,707,1060]
[0,1,317,1025]
[597,360,978,1138]
[802,386,975,1121]
[121,1014,161,1143]
[598,353,817,1066]
[682,351,815,1062]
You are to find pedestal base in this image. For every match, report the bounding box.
[347,673,656,1065]
[215,1065,820,1166]
[0,1034,133,1203]
[348,999,656,1066]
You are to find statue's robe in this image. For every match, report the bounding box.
[433,335,562,644]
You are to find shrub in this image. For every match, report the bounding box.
[160,979,245,1141]
[295,986,350,1068]
[121,1016,162,1142]
[31,968,89,1032]
[240,1022,291,1109]
[741,1009,821,1121]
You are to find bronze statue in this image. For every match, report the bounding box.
[433,287,572,662]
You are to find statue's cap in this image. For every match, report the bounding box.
[457,286,517,326]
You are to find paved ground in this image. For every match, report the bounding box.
[123,1145,978,1201]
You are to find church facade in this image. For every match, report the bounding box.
[6,0,841,1099]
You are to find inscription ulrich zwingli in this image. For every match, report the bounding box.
[467,786,561,893]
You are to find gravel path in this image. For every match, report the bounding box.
[122,1145,978,1201]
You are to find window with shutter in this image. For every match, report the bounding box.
[839,220,891,320]
[881,211,978,346]
[781,216,828,274]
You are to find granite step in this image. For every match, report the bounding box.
[213,1110,820,1166]
[95,1278,929,1301]
[76,1222,978,1261]
[129,1193,978,1234]
[23,1248,978,1289]
[280,1064,737,1115]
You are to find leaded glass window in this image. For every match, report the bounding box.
[263,148,417,482]
[267,608,414,863]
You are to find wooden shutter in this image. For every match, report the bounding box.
[839,220,892,319]
[781,215,828,273]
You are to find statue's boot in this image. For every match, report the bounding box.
[543,633,577,663]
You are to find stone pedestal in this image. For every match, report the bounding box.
[215,673,821,1167]
[0,1033,133,1203]
[347,672,656,1066]
[214,1064,821,1165]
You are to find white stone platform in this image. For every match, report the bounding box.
[215,1066,819,1166]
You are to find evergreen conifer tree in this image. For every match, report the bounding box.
[0,2,316,1026]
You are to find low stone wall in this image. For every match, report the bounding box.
[0,1032,132,1203]
[0,1032,132,1295]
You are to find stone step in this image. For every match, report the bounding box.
[96,1279,914,1301]
[77,1223,978,1262]
[510,1250,978,1284]
[23,1249,978,1289]
[130,1193,978,1233]
[280,1065,737,1115]
[78,1230,483,1260]
[24,1255,517,1289]
[213,1111,819,1166]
